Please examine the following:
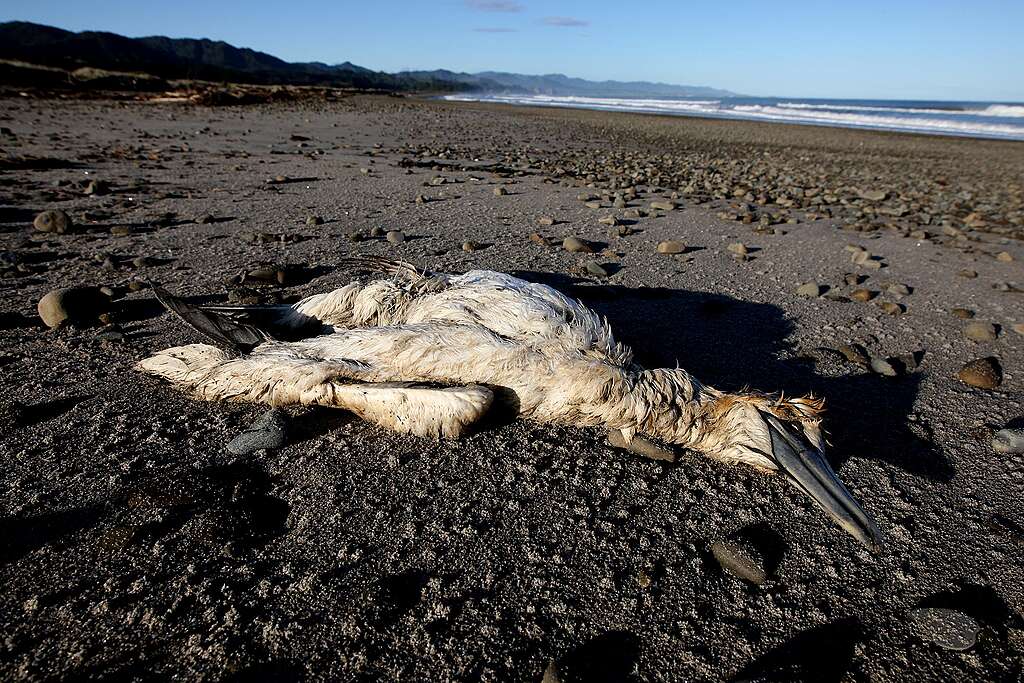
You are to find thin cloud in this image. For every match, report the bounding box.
[474,27,518,33]
[466,0,524,11]
[542,16,589,27]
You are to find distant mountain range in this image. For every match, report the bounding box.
[0,21,740,98]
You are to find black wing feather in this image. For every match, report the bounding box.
[150,284,271,353]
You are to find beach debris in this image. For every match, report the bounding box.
[909,608,979,651]
[563,236,593,253]
[993,427,1024,454]
[711,539,767,585]
[957,357,1002,389]
[37,286,109,328]
[964,321,998,342]
[226,408,289,456]
[656,240,686,254]
[33,209,74,234]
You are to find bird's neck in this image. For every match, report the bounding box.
[595,367,723,448]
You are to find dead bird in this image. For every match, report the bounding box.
[138,256,882,549]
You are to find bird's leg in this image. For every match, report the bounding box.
[136,343,493,439]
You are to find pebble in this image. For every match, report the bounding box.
[710,539,766,585]
[657,240,686,254]
[585,261,609,277]
[563,236,593,253]
[305,215,323,226]
[858,189,888,201]
[726,242,748,256]
[870,358,899,377]
[964,321,998,342]
[538,216,556,226]
[996,251,1014,262]
[597,216,619,226]
[958,269,978,279]
[877,301,904,316]
[415,194,427,204]
[37,287,109,328]
[226,408,289,456]
[649,200,676,211]
[1013,323,1024,336]
[796,282,822,298]
[951,308,975,319]
[992,428,1024,454]
[838,343,871,367]
[850,288,876,302]
[386,230,405,244]
[909,608,979,651]
[195,214,215,224]
[957,357,1002,389]
[529,232,553,247]
[33,209,74,234]
[607,430,675,462]
[584,201,602,209]
[462,241,480,252]
[886,283,911,296]
[493,186,507,196]
[84,179,109,196]
[110,226,132,237]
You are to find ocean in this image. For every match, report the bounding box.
[442,94,1024,141]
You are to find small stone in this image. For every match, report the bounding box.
[964,321,998,342]
[838,344,871,367]
[957,357,1002,389]
[370,226,385,238]
[850,288,876,302]
[992,428,1024,454]
[657,240,686,255]
[1012,323,1024,336]
[727,242,748,256]
[37,287,109,328]
[649,200,676,211]
[386,230,405,244]
[886,283,911,296]
[132,256,154,268]
[33,209,73,234]
[858,189,888,201]
[84,179,109,196]
[538,217,556,226]
[493,186,507,196]
[226,408,289,456]
[462,241,480,252]
[305,215,323,226]
[529,233,552,247]
[996,251,1013,262]
[415,194,427,204]
[870,358,899,377]
[910,608,979,651]
[563,236,593,253]
[711,540,766,585]
[878,301,904,316]
[951,308,975,319]
[796,282,822,298]
[585,262,608,277]
[110,226,132,237]
[584,201,602,210]
[195,214,215,225]
[958,269,978,279]
[607,430,675,462]
[597,216,619,226]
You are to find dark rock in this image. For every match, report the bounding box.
[226,408,289,456]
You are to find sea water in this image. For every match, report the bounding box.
[443,94,1024,141]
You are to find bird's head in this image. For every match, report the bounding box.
[690,393,882,550]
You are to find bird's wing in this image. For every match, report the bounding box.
[150,284,271,354]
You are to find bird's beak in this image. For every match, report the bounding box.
[761,413,883,550]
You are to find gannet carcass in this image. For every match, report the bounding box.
[138,256,883,549]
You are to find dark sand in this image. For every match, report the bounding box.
[1,94,1023,681]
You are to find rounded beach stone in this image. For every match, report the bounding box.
[563,236,592,253]
[657,240,685,254]
[909,608,979,651]
[227,408,289,456]
[957,357,1002,389]
[33,209,74,234]
[711,539,766,585]
[37,287,109,328]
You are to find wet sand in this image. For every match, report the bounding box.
[1,93,1023,681]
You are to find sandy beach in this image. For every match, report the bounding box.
[1,93,1023,681]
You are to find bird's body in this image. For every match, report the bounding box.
[139,258,883,548]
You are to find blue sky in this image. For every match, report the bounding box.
[3,0,1022,101]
